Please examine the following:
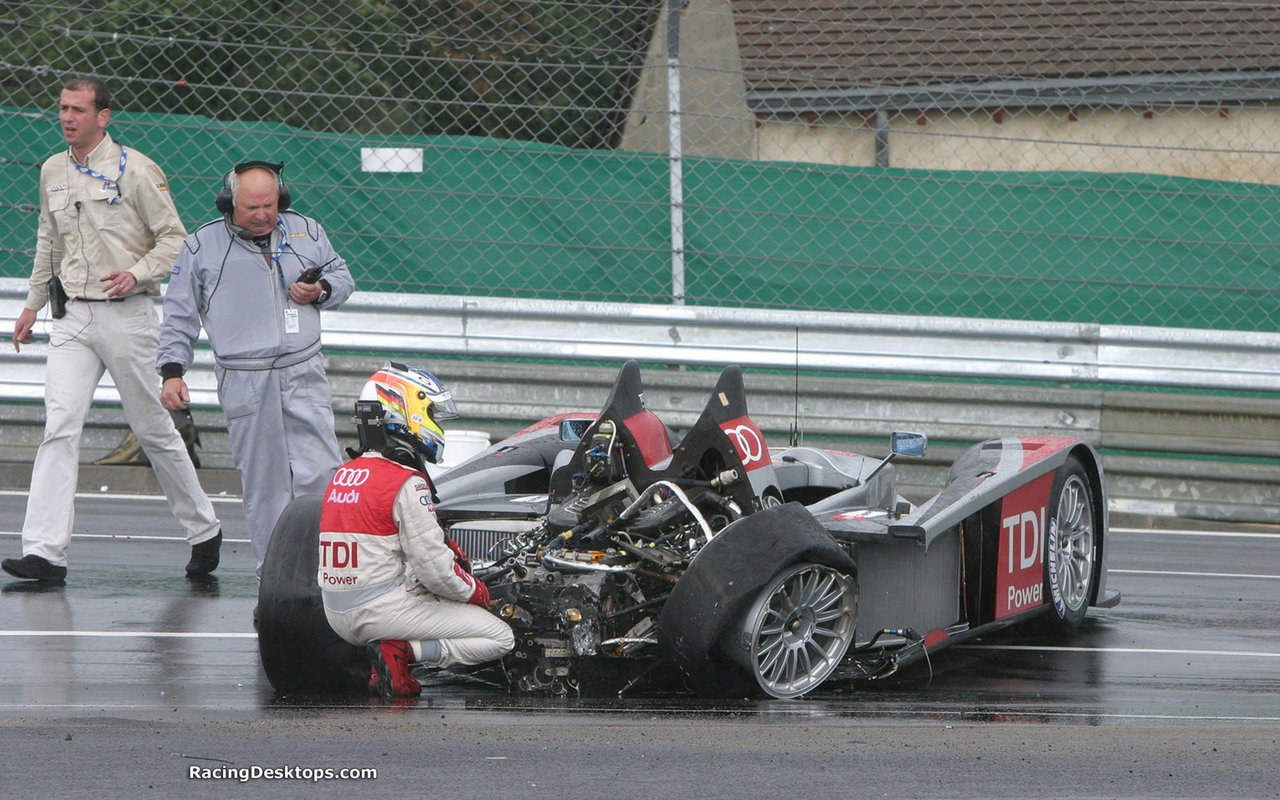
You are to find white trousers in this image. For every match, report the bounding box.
[324,588,515,668]
[218,354,342,573]
[21,296,220,567]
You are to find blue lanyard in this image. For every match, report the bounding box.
[270,221,289,264]
[72,146,127,204]
[271,222,291,292]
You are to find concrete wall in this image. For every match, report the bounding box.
[618,4,1280,184]
[754,105,1280,182]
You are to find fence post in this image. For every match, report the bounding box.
[666,0,685,305]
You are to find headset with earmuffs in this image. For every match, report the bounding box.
[215,160,292,216]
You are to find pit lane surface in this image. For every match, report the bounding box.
[1,489,1278,799]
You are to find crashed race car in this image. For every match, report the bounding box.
[258,361,1119,699]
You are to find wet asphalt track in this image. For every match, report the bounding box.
[1,488,1278,799]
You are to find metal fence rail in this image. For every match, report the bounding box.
[6,278,1280,402]
[321,291,1280,392]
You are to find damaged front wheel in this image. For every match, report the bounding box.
[728,563,857,699]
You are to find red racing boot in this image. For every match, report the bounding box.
[369,640,422,697]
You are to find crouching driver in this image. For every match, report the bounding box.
[317,363,514,697]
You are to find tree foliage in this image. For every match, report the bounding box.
[0,0,657,148]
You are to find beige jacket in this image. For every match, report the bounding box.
[24,131,187,310]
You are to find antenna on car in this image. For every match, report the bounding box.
[788,326,801,447]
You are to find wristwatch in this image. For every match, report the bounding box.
[314,279,331,305]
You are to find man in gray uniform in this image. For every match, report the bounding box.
[157,161,355,575]
[5,76,221,583]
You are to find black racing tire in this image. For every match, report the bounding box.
[1040,455,1101,636]
[760,486,785,509]
[257,495,369,695]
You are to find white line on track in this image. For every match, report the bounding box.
[0,488,242,504]
[0,530,251,544]
[964,644,1280,658]
[0,630,256,639]
[1111,526,1280,539]
[873,710,1280,724]
[1111,567,1280,580]
[0,629,1270,661]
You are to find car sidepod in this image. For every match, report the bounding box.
[918,437,1113,634]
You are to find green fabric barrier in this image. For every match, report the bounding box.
[2,106,1276,330]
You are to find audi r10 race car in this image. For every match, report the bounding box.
[257,361,1119,699]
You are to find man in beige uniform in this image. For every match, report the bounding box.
[5,76,221,583]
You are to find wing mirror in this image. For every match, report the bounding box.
[890,431,927,458]
[862,431,928,485]
[560,417,592,443]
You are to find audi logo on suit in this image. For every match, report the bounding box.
[331,468,370,487]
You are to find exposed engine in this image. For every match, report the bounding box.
[479,457,746,694]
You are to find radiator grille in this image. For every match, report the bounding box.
[449,519,541,563]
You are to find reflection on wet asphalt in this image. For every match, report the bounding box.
[2,491,1279,724]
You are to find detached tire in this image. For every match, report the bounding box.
[1041,456,1100,636]
[257,495,368,694]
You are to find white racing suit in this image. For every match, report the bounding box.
[317,452,514,668]
[157,211,354,572]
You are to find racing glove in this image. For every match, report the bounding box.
[468,578,491,608]
[447,538,471,574]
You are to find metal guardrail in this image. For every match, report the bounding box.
[1,278,1277,522]
[5,277,1280,401]
[324,291,1280,392]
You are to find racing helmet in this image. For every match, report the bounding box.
[359,362,459,464]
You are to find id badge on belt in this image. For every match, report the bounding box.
[284,308,300,334]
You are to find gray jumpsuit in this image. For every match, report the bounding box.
[157,211,355,572]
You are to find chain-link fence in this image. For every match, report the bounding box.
[1,1,1278,330]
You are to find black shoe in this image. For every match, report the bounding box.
[2,554,67,582]
[185,531,221,576]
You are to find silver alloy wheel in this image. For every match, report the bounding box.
[1051,473,1095,613]
[744,563,857,699]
